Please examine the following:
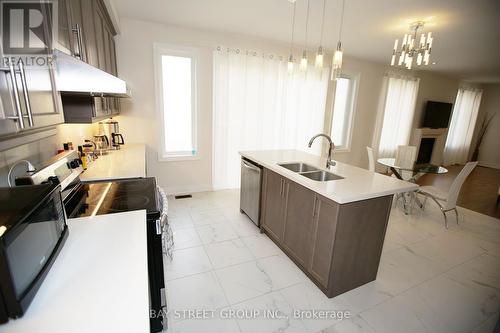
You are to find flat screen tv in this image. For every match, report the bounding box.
[422,101,453,128]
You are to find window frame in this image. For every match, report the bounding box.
[153,43,199,161]
[329,73,359,152]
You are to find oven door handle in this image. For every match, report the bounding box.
[155,220,161,235]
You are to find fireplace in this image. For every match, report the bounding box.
[411,128,448,165]
[416,138,436,164]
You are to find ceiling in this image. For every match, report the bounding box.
[114,0,500,83]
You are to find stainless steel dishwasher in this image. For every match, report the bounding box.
[240,158,262,226]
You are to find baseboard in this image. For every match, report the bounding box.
[478,161,500,170]
[161,183,213,196]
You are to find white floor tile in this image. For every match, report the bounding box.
[360,290,452,333]
[409,274,499,332]
[320,315,376,333]
[197,223,239,244]
[241,234,283,259]
[215,261,274,304]
[165,246,212,281]
[377,246,444,295]
[280,281,350,332]
[167,271,228,315]
[168,216,195,231]
[231,291,309,333]
[205,239,255,269]
[230,219,261,237]
[162,189,500,333]
[190,209,229,227]
[336,281,393,315]
[172,228,202,250]
[167,317,241,333]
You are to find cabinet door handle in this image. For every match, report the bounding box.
[5,64,24,129]
[312,197,317,217]
[17,60,34,127]
[72,24,84,60]
[279,178,283,196]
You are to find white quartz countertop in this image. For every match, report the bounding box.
[3,210,150,333]
[80,143,146,182]
[240,150,419,204]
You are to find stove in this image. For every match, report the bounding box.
[71,178,160,220]
[17,151,167,332]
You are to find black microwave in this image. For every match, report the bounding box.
[0,183,68,323]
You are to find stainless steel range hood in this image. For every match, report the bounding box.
[54,50,130,97]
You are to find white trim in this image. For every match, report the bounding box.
[161,183,213,196]
[329,72,360,151]
[478,161,500,169]
[153,43,199,162]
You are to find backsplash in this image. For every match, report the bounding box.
[0,123,98,187]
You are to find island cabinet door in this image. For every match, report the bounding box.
[308,196,339,288]
[261,169,286,241]
[281,180,316,268]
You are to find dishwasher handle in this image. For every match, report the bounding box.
[241,160,261,172]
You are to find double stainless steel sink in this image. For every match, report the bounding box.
[278,162,344,182]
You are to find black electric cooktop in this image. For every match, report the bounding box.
[73,177,160,220]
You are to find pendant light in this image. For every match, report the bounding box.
[300,0,310,71]
[315,0,327,68]
[287,0,297,73]
[331,0,346,80]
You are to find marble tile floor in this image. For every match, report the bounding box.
[163,190,500,333]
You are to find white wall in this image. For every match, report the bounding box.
[475,84,500,168]
[115,17,462,193]
[115,18,298,193]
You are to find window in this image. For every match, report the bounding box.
[330,75,358,150]
[375,74,419,158]
[154,45,197,160]
[443,87,482,165]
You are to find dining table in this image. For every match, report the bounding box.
[377,157,448,214]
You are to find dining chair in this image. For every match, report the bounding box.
[416,161,478,228]
[366,147,375,172]
[394,145,417,181]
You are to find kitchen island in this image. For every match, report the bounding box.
[2,210,150,333]
[240,150,418,298]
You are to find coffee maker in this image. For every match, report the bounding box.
[99,119,125,150]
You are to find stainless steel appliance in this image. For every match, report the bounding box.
[66,178,167,332]
[240,158,262,226]
[0,183,68,322]
[93,134,110,153]
[55,50,129,97]
[0,59,64,138]
[16,151,167,332]
[99,119,124,149]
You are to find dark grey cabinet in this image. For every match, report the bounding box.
[262,169,286,241]
[61,95,111,123]
[57,0,72,52]
[259,165,393,298]
[282,180,316,268]
[56,0,120,121]
[309,196,339,288]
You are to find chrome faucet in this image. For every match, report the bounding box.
[308,134,336,168]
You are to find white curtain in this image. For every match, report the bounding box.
[443,87,482,165]
[375,74,420,158]
[213,48,329,189]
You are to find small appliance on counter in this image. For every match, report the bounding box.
[99,119,124,150]
[93,134,110,154]
[12,151,167,332]
[0,183,68,323]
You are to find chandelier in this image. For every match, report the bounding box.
[391,21,433,70]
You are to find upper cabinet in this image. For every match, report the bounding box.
[56,0,121,122]
[57,0,117,74]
